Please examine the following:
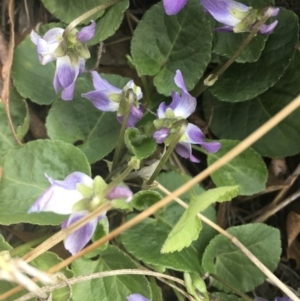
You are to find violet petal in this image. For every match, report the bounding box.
[61,82,76,101]
[28,185,83,215]
[175,142,200,163]
[163,0,188,15]
[214,25,234,32]
[106,186,133,203]
[82,90,119,111]
[185,123,205,144]
[90,71,121,93]
[170,91,196,118]
[174,70,188,94]
[275,297,292,301]
[79,58,85,75]
[62,212,101,254]
[268,7,280,17]
[53,70,63,93]
[126,80,143,101]
[259,20,278,34]
[30,30,40,45]
[56,56,78,89]
[157,102,167,119]
[77,21,96,43]
[118,104,144,127]
[200,0,249,27]
[200,141,221,153]
[127,105,144,127]
[153,128,170,144]
[127,294,151,301]
[43,28,64,44]
[45,172,93,190]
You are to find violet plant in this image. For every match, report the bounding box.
[1,0,300,300]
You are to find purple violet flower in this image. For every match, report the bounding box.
[30,21,96,100]
[200,0,280,34]
[28,172,133,255]
[127,294,151,301]
[82,71,144,127]
[153,70,221,163]
[163,0,188,15]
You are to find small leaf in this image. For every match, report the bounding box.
[202,224,281,292]
[131,0,212,95]
[0,140,90,225]
[72,245,152,301]
[124,128,157,160]
[161,186,239,253]
[207,140,268,196]
[132,190,162,210]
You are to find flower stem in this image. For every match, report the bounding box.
[146,120,187,186]
[64,0,125,37]
[192,7,276,97]
[103,159,136,196]
[112,89,135,171]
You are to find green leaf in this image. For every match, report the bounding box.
[124,128,157,160]
[161,186,239,253]
[46,73,124,163]
[211,292,243,301]
[0,88,29,158]
[72,244,151,301]
[12,28,58,105]
[131,0,212,95]
[132,190,162,210]
[41,0,129,45]
[207,140,268,196]
[212,0,274,63]
[121,172,217,273]
[202,223,281,292]
[210,9,299,101]
[204,51,300,157]
[0,140,90,225]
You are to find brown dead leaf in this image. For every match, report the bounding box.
[286,211,300,269]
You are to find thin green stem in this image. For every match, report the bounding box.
[63,0,125,37]
[103,159,136,196]
[146,121,187,186]
[210,273,254,301]
[112,90,135,171]
[192,7,276,97]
